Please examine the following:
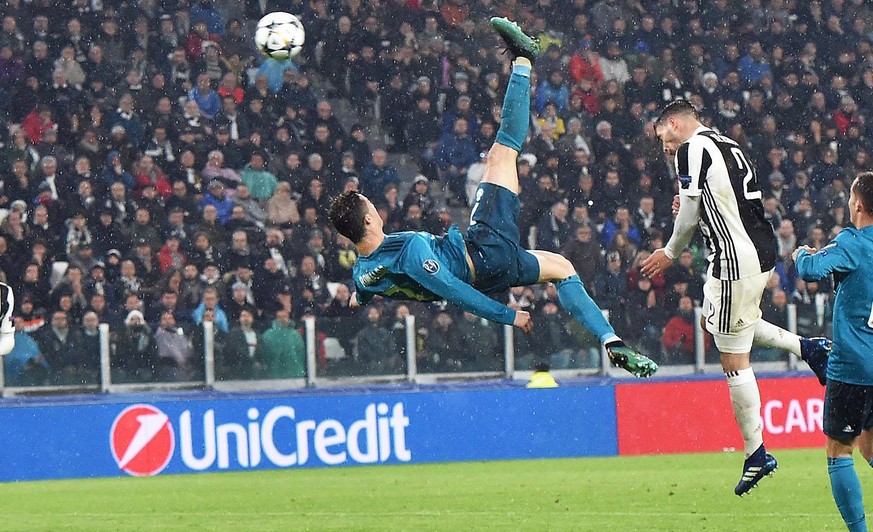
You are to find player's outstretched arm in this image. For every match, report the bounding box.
[403,238,519,327]
[642,194,701,278]
[794,230,857,281]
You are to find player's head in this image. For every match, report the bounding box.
[654,99,701,156]
[850,171,873,227]
[330,190,381,244]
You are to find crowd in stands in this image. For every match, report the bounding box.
[0,0,856,385]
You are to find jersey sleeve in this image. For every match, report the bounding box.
[353,278,375,306]
[401,237,517,325]
[795,230,858,281]
[674,137,710,198]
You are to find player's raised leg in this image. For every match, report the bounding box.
[483,17,539,194]
[752,319,831,385]
[531,250,658,378]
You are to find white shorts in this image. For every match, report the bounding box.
[702,269,772,354]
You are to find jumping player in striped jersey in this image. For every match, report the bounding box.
[0,282,14,355]
[329,18,658,378]
[641,100,832,496]
[794,172,873,532]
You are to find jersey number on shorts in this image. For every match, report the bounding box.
[730,147,761,201]
[469,188,484,225]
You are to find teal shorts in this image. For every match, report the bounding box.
[465,183,541,294]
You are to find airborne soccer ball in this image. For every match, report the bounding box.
[255,12,305,60]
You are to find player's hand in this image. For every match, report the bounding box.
[513,310,532,334]
[791,245,817,262]
[671,195,681,216]
[641,248,674,278]
[349,292,360,308]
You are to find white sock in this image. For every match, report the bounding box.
[753,320,801,356]
[726,367,764,457]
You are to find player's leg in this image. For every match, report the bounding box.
[704,273,778,495]
[530,249,658,378]
[828,435,866,532]
[824,382,869,531]
[483,17,539,194]
[753,319,831,385]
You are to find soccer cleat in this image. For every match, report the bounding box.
[800,337,831,386]
[490,17,541,61]
[605,340,658,378]
[734,445,778,496]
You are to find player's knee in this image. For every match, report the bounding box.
[551,254,576,280]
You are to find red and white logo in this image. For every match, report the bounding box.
[110,404,175,477]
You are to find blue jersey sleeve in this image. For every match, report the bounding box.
[795,230,858,281]
[401,236,517,325]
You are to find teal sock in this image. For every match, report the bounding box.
[828,457,867,532]
[556,275,616,343]
[495,64,531,152]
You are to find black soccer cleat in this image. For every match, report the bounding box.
[490,17,541,61]
[800,336,831,386]
[735,444,778,497]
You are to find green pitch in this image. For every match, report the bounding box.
[0,449,859,531]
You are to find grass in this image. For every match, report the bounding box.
[0,449,858,531]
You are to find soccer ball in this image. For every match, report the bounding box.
[255,12,305,60]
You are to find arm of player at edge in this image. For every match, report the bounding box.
[793,231,857,281]
[641,195,701,277]
[663,194,702,259]
[402,239,531,332]
[0,286,14,356]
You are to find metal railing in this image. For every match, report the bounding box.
[0,305,814,396]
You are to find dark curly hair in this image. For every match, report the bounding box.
[655,99,700,127]
[329,191,369,243]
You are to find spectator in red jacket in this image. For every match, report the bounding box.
[661,295,711,364]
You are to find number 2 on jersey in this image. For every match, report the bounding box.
[730,147,762,201]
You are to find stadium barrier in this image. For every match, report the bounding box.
[0,384,617,481]
[1,305,816,397]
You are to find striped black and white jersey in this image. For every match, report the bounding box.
[674,126,776,280]
[0,282,12,334]
[0,282,14,355]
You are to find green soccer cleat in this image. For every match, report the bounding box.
[490,17,541,61]
[605,340,659,378]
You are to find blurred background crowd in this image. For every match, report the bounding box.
[0,0,857,385]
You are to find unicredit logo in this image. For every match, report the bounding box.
[110,404,175,477]
[109,402,412,476]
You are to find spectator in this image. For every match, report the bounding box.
[220,308,260,380]
[436,118,478,207]
[239,152,278,202]
[258,308,305,378]
[191,287,229,333]
[355,306,397,375]
[154,311,195,381]
[112,309,158,382]
[361,149,399,200]
[661,295,709,364]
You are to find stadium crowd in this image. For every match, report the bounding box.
[0,0,857,385]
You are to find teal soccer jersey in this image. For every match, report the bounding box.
[796,226,873,385]
[353,225,517,325]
